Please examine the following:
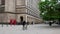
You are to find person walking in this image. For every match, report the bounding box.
[25,22,29,30]
[22,21,26,30]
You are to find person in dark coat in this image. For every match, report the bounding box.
[25,22,29,30]
[22,21,26,30]
[49,22,52,26]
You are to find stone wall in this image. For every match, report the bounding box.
[5,0,15,12]
[16,0,25,6]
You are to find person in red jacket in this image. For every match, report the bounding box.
[10,19,16,25]
[13,19,16,25]
[10,19,13,25]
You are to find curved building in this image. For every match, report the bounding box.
[0,0,42,24]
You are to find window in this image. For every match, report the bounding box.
[1,0,5,5]
[0,7,4,12]
[0,0,5,12]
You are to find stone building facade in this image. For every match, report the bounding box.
[0,0,42,24]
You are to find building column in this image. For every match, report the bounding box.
[5,0,15,12]
[5,0,16,22]
[0,0,1,5]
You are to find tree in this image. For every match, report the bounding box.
[38,0,60,21]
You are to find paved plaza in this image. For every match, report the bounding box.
[0,24,60,34]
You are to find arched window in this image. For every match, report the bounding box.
[20,16,23,22]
